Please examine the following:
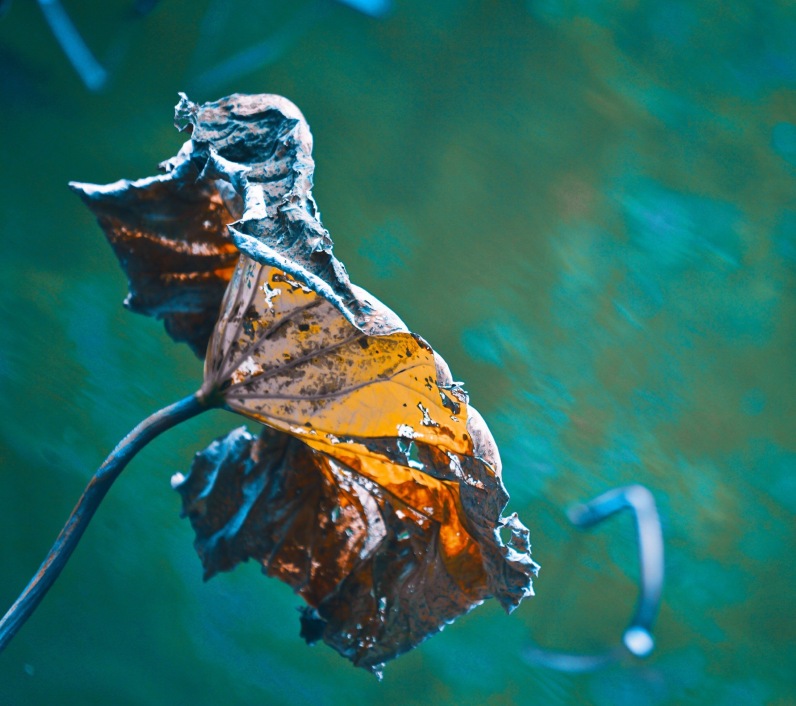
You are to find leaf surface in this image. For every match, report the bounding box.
[176,425,532,674]
[70,158,238,356]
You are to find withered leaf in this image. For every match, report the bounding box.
[73,92,539,673]
[202,255,536,616]
[177,428,472,670]
[70,156,238,356]
[70,93,313,356]
[176,425,533,674]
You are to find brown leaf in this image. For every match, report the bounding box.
[70,159,237,356]
[70,92,316,356]
[176,425,533,675]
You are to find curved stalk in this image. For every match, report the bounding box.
[0,393,212,653]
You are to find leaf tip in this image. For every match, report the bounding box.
[174,91,198,133]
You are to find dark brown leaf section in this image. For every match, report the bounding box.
[356,435,538,613]
[175,426,519,675]
[70,92,327,356]
[71,91,411,356]
[70,157,238,356]
[173,92,403,336]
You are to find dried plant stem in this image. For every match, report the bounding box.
[0,393,212,653]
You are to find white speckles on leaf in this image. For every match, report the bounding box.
[417,402,440,428]
[260,282,281,311]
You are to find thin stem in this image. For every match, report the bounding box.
[0,393,212,653]
[37,0,108,92]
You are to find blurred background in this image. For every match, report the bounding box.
[1,0,795,704]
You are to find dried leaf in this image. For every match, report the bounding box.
[70,92,313,356]
[70,159,237,356]
[176,425,532,674]
[73,92,539,673]
[202,255,536,615]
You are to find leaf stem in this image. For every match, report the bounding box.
[0,392,212,653]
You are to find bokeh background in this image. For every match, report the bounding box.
[1,0,795,704]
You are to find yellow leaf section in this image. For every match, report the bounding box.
[207,257,474,457]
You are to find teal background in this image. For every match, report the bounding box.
[1,0,795,704]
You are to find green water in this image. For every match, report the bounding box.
[1,0,795,704]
